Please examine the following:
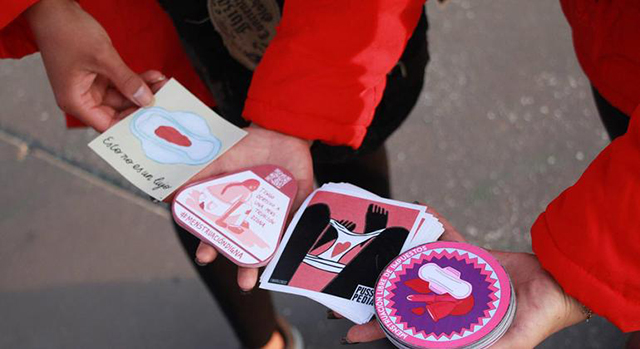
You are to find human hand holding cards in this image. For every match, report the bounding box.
[88,78,313,289]
[259,183,446,324]
[87,78,520,348]
[89,78,247,201]
[258,184,522,349]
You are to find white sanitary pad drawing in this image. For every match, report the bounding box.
[130,107,221,165]
[418,263,473,299]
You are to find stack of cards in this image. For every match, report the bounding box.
[374,242,516,349]
[260,183,445,324]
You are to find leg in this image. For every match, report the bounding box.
[269,203,331,284]
[173,221,276,348]
[592,86,630,141]
[322,227,409,299]
[215,200,244,229]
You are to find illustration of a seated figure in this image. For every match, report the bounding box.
[269,203,409,299]
[197,179,260,234]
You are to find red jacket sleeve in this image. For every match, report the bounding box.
[0,0,39,58]
[1,0,215,128]
[243,0,425,148]
[532,105,640,332]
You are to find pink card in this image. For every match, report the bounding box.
[172,165,297,267]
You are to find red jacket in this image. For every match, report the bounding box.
[2,0,639,332]
[532,0,640,332]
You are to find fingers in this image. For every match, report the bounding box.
[292,177,314,212]
[140,70,167,86]
[81,105,118,133]
[420,204,467,243]
[195,242,257,291]
[439,222,466,243]
[101,71,167,129]
[98,50,154,107]
[116,106,140,120]
[327,310,344,319]
[140,70,168,93]
[102,87,134,111]
[195,242,218,265]
[148,77,169,93]
[101,70,166,111]
[237,267,259,292]
[345,321,386,344]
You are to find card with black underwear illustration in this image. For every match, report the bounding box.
[260,183,444,324]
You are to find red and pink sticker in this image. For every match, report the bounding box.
[375,242,513,348]
[172,165,297,267]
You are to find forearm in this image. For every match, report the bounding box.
[532,105,640,332]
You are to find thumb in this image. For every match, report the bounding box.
[99,51,154,107]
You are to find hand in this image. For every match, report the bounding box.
[187,126,314,291]
[340,206,466,343]
[489,252,586,348]
[341,208,588,346]
[25,0,162,132]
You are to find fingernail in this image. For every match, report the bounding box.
[133,85,154,107]
[327,310,339,319]
[152,74,167,83]
[340,337,358,345]
[194,258,208,267]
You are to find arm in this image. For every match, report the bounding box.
[193,0,425,287]
[2,0,213,130]
[243,0,426,148]
[11,0,158,132]
[532,105,640,332]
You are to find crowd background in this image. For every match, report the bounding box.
[0,0,629,347]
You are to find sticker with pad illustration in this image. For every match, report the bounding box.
[130,107,221,165]
[89,78,247,201]
[374,241,516,349]
[172,165,297,267]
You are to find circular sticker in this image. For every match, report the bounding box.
[374,242,511,348]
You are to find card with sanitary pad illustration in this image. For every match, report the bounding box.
[89,78,247,200]
[172,165,297,267]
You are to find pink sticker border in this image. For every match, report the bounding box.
[375,242,511,348]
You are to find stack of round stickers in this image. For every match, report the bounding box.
[374,242,516,349]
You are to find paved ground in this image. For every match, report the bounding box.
[0,0,629,348]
